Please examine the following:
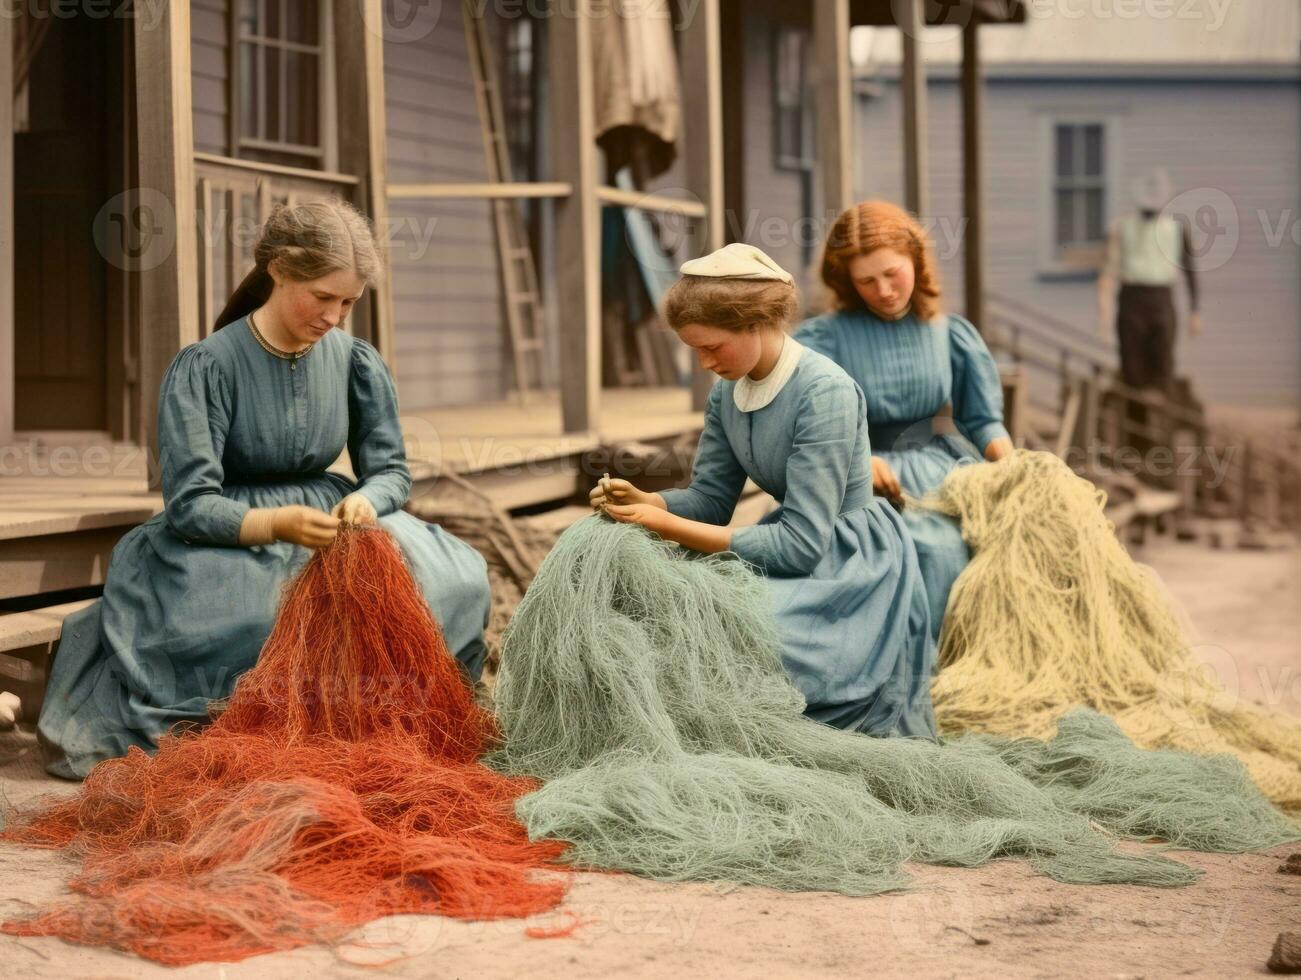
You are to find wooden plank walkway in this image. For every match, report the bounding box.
[0,387,703,597]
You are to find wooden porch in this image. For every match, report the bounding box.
[0,0,1026,689]
[0,385,699,693]
[0,0,1026,473]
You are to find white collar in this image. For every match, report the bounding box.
[733,336,804,412]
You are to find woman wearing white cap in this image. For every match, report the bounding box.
[590,243,937,738]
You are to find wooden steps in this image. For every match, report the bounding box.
[0,503,161,601]
[0,598,94,723]
[0,598,96,655]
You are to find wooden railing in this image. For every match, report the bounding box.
[193,153,359,337]
[983,291,1299,533]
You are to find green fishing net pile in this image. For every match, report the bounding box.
[491,517,1296,894]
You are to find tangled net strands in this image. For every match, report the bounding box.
[906,449,1301,815]
[491,516,1297,895]
[1,527,569,966]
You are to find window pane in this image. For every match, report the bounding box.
[505,19,535,181]
[239,42,259,138]
[1055,188,1075,247]
[778,109,803,165]
[266,0,281,41]
[776,29,804,107]
[285,50,319,147]
[1084,187,1104,242]
[1055,125,1075,179]
[286,0,319,44]
[265,45,282,143]
[244,146,320,167]
[238,0,258,37]
[1083,124,1103,177]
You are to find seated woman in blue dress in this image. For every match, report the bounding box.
[36,200,492,779]
[794,201,1013,643]
[591,243,936,738]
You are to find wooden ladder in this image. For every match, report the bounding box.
[463,1,546,402]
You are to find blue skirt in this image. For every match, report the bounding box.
[759,497,937,740]
[877,433,983,645]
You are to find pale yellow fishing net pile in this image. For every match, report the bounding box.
[911,449,1301,815]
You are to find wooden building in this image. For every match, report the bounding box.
[0,0,1023,452]
[0,1,1025,658]
[852,3,1301,413]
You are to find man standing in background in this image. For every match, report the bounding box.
[1097,169,1203,456]
[1098,169,1202,389]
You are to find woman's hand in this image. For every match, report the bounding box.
[589,477,665,512]
[606,505,734,554]
[0,692,21,730]
[984,436,1015,462]
[272,505,341,549]
[870,455,902,501]
[331,492,378,525]
[604,503,671,534]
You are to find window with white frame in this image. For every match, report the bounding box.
[1051,122,1107,255]
[231,0,332,169]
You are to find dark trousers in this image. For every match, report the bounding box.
[1115,283,1177,391]
[1115,283,1178,458]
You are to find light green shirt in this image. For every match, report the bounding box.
[1112,214,1183,287]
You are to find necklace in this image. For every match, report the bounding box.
[248,310,315,369]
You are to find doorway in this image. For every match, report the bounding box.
[11,10,134,436]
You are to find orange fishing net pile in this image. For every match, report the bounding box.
[1,526,569,965]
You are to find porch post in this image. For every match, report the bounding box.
[814,0,853,220]
[136,0,200,485]
[682,0,724,410]
[0,13,13,445]
[961,11,985,331]
[550,0,600,433]
[899,0,929,218]
[337,0,396,360]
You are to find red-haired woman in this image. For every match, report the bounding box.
[795,202,1013,642]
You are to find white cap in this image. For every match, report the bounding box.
[1133,168,1174,211]
[680,242,794,284]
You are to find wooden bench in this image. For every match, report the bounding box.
[0,498,161,601]
[0,598,96,721]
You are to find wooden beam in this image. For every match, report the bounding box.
[105,19,136,439]
[899,0,929,218]
[0,527,134,601]
[682,0,725,411]
[595,185,709,218]
[388,181,573,200]
[720,0,746,245]
[192,151,360,186]
[335,0,396,362]
[961,12,985,331]
[814,0,854,220]
[549,0,601,434]
[0,13,13,445]
[0,599,97,655]
[136,2,200,486]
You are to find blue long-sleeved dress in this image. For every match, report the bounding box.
[793,310,1010,641]
[37,317,492,779]
[660,346,937,738]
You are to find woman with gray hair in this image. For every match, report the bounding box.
[34,200,492,779]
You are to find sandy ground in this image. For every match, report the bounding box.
[1,537,1298,980]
